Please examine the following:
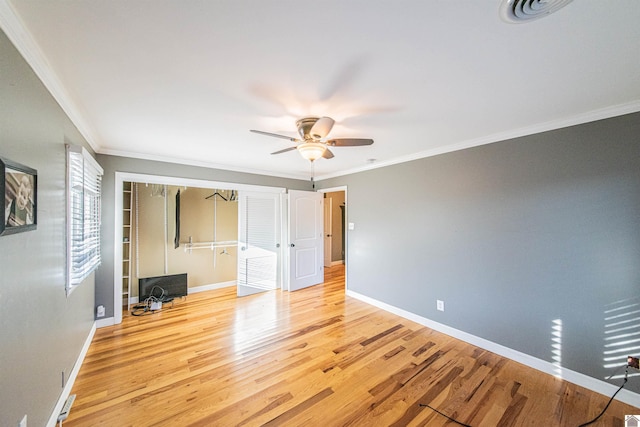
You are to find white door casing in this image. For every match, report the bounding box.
[288,190,324,291]
[323,196,332,268]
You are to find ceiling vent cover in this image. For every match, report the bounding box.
[500,0,574,23]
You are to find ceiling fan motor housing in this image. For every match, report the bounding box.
[296,117,320,140]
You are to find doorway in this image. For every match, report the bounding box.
[121,184,240,307]
[318,186,347,288]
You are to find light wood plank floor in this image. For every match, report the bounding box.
[66,266,638,426]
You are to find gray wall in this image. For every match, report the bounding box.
[0,31,96,426]
[95,154,311,318]
[320,112,640,393]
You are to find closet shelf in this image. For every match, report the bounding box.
[183,240,238,253]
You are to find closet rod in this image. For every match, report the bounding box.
[183,240,238,253]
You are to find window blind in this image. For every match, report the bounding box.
[67,145,103,290]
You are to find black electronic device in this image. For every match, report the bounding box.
[138,273,187,302]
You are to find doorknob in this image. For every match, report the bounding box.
[289,243,295,247]
[241,246,246,251]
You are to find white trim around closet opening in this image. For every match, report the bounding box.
[113,171,286,325]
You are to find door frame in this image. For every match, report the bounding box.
[323,196,332,268]
[112,171,285,325]
[317,186,348,291]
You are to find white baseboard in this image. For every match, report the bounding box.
[46,321,97,427]
[125,281,237,306]
[346,289,640,408]
[96,316,115,328]
[189,280,236,294]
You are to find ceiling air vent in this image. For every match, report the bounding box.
[500,0,574,23]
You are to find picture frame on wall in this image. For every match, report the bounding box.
[1,157,37,235]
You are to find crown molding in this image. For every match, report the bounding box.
[98,148,309,181]
[316,100,640,181]
[0,0,101,151]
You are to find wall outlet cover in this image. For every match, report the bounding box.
[437,300,445,312]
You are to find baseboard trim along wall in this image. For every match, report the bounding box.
[346,289,640,408]
[121,281,236,308]
[46,322,97,427]
[95,317,115,328]
[189,280,236,294]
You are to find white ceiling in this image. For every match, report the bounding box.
[1,1,639,180]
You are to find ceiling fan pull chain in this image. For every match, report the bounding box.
[310,161,315,190]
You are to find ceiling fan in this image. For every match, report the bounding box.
[250,116,374,162]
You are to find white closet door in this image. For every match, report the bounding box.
[237,191,281,297]
[288,190,324,291]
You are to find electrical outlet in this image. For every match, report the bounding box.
[19,414,27,427]
[628,356,640,369]
[437,300,445,312]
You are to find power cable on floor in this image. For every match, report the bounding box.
[419,363,632,427]
[577,366,629,427]
[419,403,472,427]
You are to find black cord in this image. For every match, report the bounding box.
[418,364,632,427]
[577,366,629,427]
[604,363,628,381]
[130,286,168,316]
[419,403,472,427]
[131,307,155,316]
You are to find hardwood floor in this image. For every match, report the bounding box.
[66,265,638,426]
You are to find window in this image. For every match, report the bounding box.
[66,145,103,293]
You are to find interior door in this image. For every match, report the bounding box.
[289,190,324,291]
[323,196,332,268]
[237,191,281,297]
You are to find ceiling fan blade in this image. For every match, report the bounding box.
[322,148,335,159]
[271,146,298,155]
[250,129,298,142]
[310,117,335,139]
[326,138,374,147]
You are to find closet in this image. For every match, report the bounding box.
[121,183,238,307]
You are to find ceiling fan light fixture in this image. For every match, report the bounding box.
[297,142,326,162]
